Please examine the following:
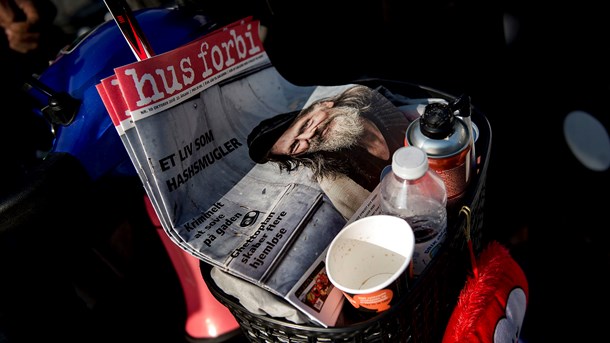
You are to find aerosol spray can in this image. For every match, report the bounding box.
[405,95,475,201]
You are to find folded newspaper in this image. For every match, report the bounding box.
[96,17,433,327]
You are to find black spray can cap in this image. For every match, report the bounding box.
[406,94,472,158]
[420,102,455,139]
[420,94,471,139]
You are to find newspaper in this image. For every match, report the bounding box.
[96,17,421,327]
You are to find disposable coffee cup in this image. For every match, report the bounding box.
[325,215,415,313]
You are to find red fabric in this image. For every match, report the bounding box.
[442,241,528,343]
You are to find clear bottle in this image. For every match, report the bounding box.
[379,146,448,276]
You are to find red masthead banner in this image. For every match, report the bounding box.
[113,18,267,120]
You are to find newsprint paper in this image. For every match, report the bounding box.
[96,17,417,327]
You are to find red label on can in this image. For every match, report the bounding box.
[428,147,472,199]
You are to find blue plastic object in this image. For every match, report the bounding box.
[30,8,213,181]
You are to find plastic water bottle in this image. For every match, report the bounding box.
[379,146,448,276]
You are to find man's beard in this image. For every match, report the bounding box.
[308,106,364,152]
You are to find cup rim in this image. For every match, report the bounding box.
[325,215,415,294]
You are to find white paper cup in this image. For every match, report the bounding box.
[325,215,415,313]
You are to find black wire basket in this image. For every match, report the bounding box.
[201,79,492,343]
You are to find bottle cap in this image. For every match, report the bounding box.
[391,146,428,180]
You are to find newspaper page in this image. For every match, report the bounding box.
[98,75,195,254]
[98,16,419,327]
